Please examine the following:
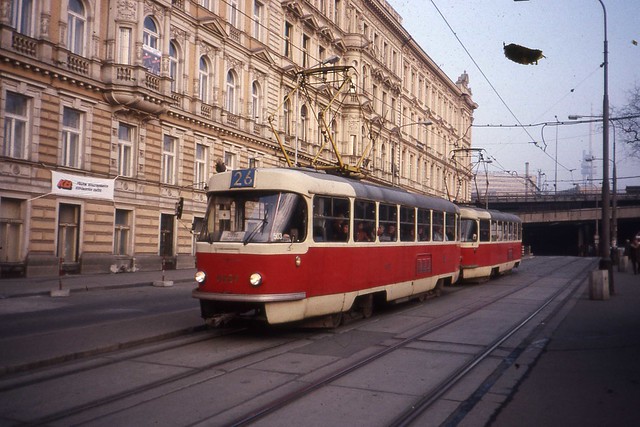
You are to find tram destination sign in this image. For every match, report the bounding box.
[230,169,256,188]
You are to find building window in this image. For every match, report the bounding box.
[283,96,291,136]
[249,155,259,169]
[143,16,161,75]
[0,198,24,263]
[169,41,179,93]
[251,81,261,122]
[224,151,237,170]
[334,0,341,26]
[118,27,132,65]
[300,105,308,142]
[114,209,131,255]
[284,22,293,59]
[253,1,263,41]
[61,107,82,168]
[199,56,209,103]
[194,143,208,189]
[162,135,177,185]
[229,0,239,28]
[12,0,36,37]
[117,123,134,177]
[200,0,213,11]
[3,92,29,160]
[57,204,80,263]
[225,70,237,114]
[302,34,310,68]
[67,0,86,56]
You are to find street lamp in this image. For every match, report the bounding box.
[517,0,611,288]
[391,119,434,134]
[569,114,618,249]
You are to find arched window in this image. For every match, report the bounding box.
[169,41,179,92]
[251,81,261,122]
[143,16,161,75]
[331,118,338,149]
[199,56,209,103]
[381,144,387,173]
[362,65,369,93]
[68,0,86,56]
[283,97,291,135]
[300,105,308,141]
[225,70,237,114]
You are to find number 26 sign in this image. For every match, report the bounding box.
[230,169,256,188]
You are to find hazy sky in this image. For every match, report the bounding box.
[387,0,640,192]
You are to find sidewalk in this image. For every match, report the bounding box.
[0,268,196,298]
[490,267,640,426]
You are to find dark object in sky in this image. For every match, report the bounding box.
[503,43,545,65]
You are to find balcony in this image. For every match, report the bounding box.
[101,63,173,115]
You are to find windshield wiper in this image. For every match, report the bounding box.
[243,209,268,245]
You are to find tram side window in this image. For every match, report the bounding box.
[445,212,456,241]
[354,200,375,242]
[479,219,491,242]
[400,206,415,241]
[490,221,498,242]
[432,211,444,241]
[460,218,477,242]
[417,208,431,241]
[313,196,350,242]
[378,203,397,242]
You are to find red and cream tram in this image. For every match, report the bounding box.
[193,168,461,325]
[458,206,522,281]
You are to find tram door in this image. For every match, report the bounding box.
[159,213,175,269]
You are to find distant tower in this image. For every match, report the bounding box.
[581,150,597,185]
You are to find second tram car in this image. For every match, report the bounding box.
[458,206,522,281]
[193,168,461,325]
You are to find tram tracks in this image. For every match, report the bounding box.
[0,257,596,426]
[1,327,307,426]
[224,256,594,426]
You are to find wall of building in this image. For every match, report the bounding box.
[0,0,475,277]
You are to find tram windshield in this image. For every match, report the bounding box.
[197,191,307,244]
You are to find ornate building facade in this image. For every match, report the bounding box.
[0,0,476,277]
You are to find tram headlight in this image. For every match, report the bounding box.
[195,270,206,285]
[249,273,263,287]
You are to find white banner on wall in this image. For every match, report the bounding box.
[51,171,115,201]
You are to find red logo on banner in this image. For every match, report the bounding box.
[57,179,73,190]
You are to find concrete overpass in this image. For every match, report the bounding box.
[480,192,640,256]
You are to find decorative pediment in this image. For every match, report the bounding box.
[198,16,227,38]
[333,38,346,52]
[301,14,320,30]
[318,26,334,43]
[250,47,275,65]
[282,0,304,18]
[371,67,384,82]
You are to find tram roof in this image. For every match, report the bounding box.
[209,168,459,213]
[458,205,521,223]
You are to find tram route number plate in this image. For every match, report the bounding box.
[230,169,256,188]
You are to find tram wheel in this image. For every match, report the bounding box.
[358,294,374,318]
[330,313,343,328]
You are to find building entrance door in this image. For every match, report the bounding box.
[159,213,175,269]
